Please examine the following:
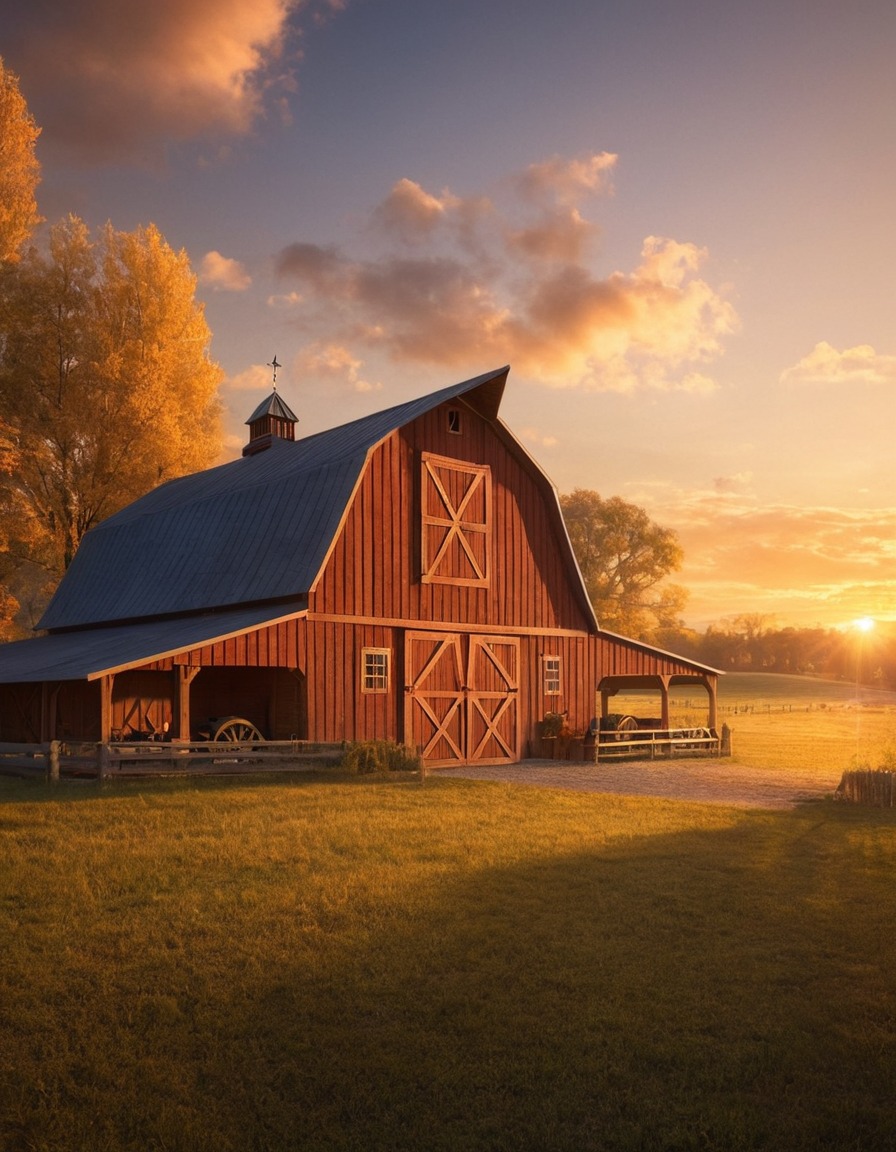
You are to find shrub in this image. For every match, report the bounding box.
[340,740,422,775]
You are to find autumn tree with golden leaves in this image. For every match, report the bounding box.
[0,58,41,264]
[0,69,223,634]
[560,488,687,642]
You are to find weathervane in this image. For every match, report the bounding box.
[267,355,281,387]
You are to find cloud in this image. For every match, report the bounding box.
[632,482,896,625]
[373,179,458,242]
[780,341,896,387]
[517,427,559,450]
[226,363,278,391]
[507,209,598,265]
[199,250,251,291]
[296,343,380,393]
[274,156,738,393]
[514,153,618,207]
[4,0,342,163]
[713,471,754,494]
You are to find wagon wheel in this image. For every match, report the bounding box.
[213,718,264,743]
[615,715,638,741]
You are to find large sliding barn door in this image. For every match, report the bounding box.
[404,631,519,766]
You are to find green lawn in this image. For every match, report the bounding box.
[2,769,896,1151]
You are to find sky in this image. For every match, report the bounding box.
[3,0,896,631]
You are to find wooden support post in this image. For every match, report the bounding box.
[177,666,200,741]
[659,678,669,729]
[47,739,60,783]
[99,674,115,744]
[706,676,719,730]
[97,742,109,781]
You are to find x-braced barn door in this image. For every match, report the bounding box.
[466,635,519,765]
[404,631,519,767]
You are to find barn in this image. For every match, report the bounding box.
[0,366,719,766]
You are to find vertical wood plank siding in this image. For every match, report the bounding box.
[129,400,708,747]
[311,404,592,632]
[17,397,711,750]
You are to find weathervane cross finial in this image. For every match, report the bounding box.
[268,355,281,387]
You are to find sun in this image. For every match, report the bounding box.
[853,616,875,633]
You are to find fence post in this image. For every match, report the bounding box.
[47,739,60,784]
[96,742,109,781]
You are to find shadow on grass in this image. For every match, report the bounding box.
[0,766,393,805]
[3,788,895,1151]
[219,811,895,1152]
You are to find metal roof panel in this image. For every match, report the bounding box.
[0,604,308,682]
[38,367,510,631]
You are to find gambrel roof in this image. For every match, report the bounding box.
[0,365,722,689]
[38,367,512,632]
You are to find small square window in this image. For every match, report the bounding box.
[447,409,462,434]
[543,656,561,696]
[362,648,391,693]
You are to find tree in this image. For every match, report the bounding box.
[0,216,223,596]
[0,57,41,263]
[560,488,687,640]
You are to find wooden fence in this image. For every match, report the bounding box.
[835,769,896,807]
[595,726,726,762]
[0,739,345,781]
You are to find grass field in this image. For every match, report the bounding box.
[2,674,896,1151]
[614,671,896,780]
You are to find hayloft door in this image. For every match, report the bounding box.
[404,631,519,766]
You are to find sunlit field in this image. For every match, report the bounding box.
[2,673,896,1150]
[612,671,896,779]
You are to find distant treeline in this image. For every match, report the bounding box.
[653,615,896,689]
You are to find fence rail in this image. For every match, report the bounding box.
[0,739,346,781]
[595,727,723,762]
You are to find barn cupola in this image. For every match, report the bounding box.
[242,357,298,456]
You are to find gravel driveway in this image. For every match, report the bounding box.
[440,757,839,809]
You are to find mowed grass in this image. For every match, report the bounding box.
[2,766,896,1151]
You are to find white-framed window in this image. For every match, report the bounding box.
[447,408,462,434]
[543,655,562,696]
[362,648,391,693]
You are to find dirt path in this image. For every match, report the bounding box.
[439,757,839,809]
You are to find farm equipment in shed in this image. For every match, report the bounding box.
[195,716,265,743]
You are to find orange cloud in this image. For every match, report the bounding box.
[515,153,618,207]
[275,158,737,393]
[781,341,896,387]
[296,343,379,393]
[4,0,342,162]
[199,251,251,291]
[632,482,896,626]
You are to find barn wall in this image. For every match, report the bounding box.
[310,402,594,633]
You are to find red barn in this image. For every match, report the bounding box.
[0,367,719,765]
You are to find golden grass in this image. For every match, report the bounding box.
[2,769,896,1150]
[612,671,896,779]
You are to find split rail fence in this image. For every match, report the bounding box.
[0,739,345,781]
